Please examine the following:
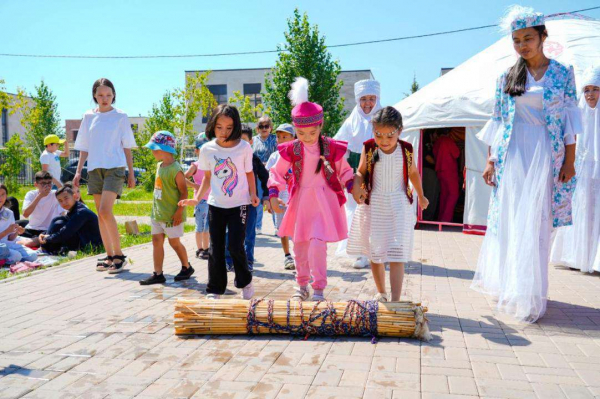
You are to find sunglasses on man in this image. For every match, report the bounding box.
[257,124,271,130]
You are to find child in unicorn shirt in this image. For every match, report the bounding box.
[180,104,258,300]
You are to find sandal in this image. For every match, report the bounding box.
[291,286,310,302]
[108,255,127,274]
[96,256,113,272]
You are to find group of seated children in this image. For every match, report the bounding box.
[0,170,102,265]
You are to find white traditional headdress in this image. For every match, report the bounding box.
[500,5,545,34]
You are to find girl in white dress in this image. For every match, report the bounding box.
[472,6,581,323]
[348,107,428,302]
[550,67,600,272]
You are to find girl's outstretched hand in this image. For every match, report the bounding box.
[352,185,367,204]
[270,197,285,214]
[178,199,199,207]
[418,195,429,210]
[250,194,260,207]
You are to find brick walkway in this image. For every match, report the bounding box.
[1,218,600,398]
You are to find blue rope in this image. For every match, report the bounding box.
[247,299,379,342]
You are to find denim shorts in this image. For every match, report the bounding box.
[194,200,209,233]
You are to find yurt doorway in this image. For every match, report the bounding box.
[418,127,466,229]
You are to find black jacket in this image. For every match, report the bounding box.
[45,202,102,249]
[253,154,269,200]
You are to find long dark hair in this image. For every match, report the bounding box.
[205,104,242,142]
[504,25,548,97]
[92,78,116,104]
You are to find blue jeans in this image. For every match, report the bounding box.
[256,185,264,230]
[226,204,257,266]
[194,200,209,233]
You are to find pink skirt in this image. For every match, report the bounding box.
[278,185,347,243]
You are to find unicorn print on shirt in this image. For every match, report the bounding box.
[214,156,238,197]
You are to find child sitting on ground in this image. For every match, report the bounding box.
[21,171,63,238]
[139,131,194,285]
[266,123,296,270]
[37,186,103,255]
[0,185,38,263]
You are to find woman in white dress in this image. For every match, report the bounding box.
[550,67,600,272]
[471,6,581,323]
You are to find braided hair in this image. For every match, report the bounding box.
[315,133,325,174]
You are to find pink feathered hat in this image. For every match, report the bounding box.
[289,77,323,128]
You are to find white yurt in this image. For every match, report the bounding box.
[395,14,600,234]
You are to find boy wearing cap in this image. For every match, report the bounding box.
[266,123,296,270]
[139,131,194,285]
[40,134,70,189]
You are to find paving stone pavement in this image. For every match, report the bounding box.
[1,217,600,399]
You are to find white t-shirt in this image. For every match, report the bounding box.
[198,139,253,209]
[22,189,63,230]
[266,152,290,204]
[0,207,16,244]
[74,108,137,172]
[40,149,63,182]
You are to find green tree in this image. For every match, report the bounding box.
[173,71,217,152]
[264,9,345,136]
[0,135,32,193]
[136,71,216,191]
[13,81,62,171]
[229,91,265,124]
[404,73,420,98]
[0,79,12,113]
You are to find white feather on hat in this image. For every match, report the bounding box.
[288,77,309,106]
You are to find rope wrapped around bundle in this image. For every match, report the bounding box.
[174,298,431,341]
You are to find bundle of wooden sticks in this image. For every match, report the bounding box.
[174,298,431,341]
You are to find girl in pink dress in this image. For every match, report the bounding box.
[269,77,354,301]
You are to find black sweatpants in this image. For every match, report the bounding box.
[207,205,252,295]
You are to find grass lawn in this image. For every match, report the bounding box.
[0,223,195,281]
[13,186,195,216]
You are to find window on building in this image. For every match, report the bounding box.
[203,84,228,123]
[1,109,8,145]
[131,124,139,134]
[72,129,79,142]
[244,83,262,117]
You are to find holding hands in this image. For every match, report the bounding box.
[269,197,285,214]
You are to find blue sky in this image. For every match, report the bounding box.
[2,0,599,126]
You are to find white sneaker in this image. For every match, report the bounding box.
[353,257,370,269]
[292,286,310,301]
[241,283,255,300]
[256,228,262,235]
[373,292,389,303]
[206,293,220,300]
